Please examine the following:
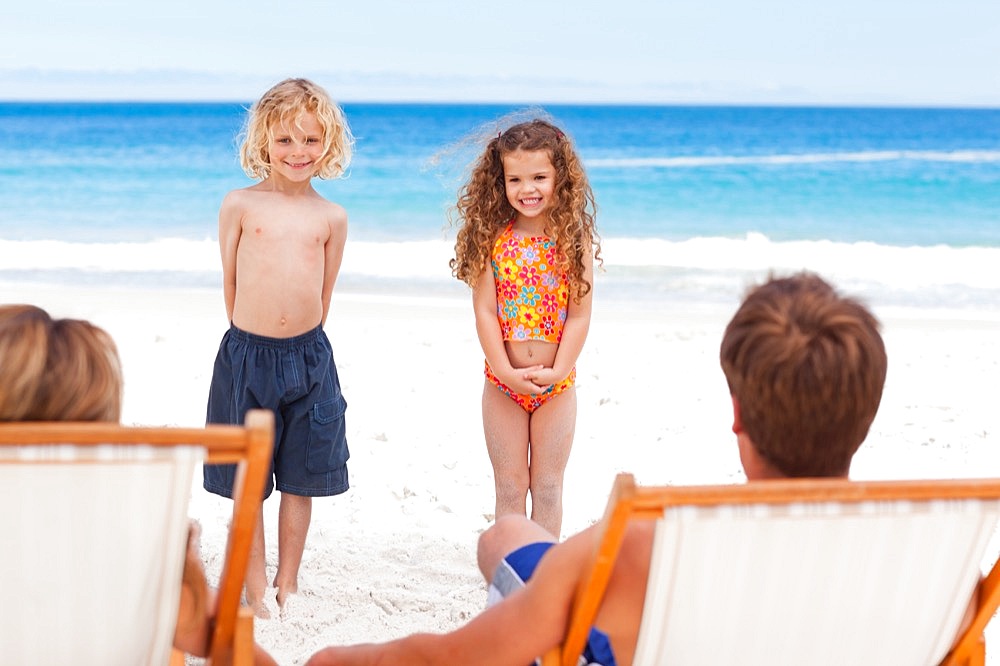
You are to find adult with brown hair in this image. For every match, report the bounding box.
[719,271,887,479]
[307,271,890,666]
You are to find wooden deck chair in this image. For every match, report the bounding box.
[0,409,273,666]
[543,473,1000,666]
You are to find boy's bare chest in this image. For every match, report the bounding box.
[242,211,329,246]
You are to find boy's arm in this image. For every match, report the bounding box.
[218,192,244,322]
[320,204,349,326]
[305,525,599,666]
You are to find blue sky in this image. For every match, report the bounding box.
[3,0,998,105]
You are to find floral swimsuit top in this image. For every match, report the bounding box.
[492,222,569,344]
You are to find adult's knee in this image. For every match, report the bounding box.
[478,515,524,580]
[477,514,556,582]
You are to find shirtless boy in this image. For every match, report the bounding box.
[204,78,354,618]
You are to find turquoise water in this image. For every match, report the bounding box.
[2,102,998,245]
[1,102,999,308]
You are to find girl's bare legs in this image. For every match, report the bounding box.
[246,510,271,618]
[274,492,312,609]
[482,379,531,520]
[527,387,577,537]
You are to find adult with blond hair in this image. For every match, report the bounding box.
[0,304,122,421]
[0,304,276,665]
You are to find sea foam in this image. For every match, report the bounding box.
[586,150,1000,169]
[3,235,998,312]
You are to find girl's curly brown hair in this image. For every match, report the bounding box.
[449,118,601,302]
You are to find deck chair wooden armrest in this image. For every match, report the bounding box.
[544,473,1000,666]
[0,408,273,666]
[169,605,257,666]
[205,410,274,666]
[946,552,1000,666]
[541,474,641,666]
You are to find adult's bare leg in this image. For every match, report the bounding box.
[477,514,559,583]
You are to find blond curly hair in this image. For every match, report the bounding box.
[239,78,353,180]
[449,118,601,302]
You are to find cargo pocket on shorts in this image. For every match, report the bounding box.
[306,394,349,474]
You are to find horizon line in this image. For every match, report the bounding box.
[2,67,998,109]
[2,97,999,111]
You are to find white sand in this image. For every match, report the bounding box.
[3,278,999,664]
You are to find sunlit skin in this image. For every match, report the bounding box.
[221,112,346,340]
[503,148,557,231]
[266,113,326,183]
[500,149,560,380]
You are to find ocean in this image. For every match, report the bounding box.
[1,102,999,309]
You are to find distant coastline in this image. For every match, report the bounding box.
[3,68,1000,108]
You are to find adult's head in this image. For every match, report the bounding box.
[720,272,887,478]
[0,304,122,421]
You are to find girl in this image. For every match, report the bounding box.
[450,117,601,537]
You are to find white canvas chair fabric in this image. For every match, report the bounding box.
[544,474,1000,666]
[0,444,202,666]
[635,498,1000,666]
